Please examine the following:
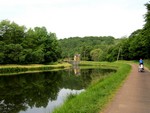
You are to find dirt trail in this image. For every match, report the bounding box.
[101,64,150,113]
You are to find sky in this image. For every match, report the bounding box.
[0,0,149,39]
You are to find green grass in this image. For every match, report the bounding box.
[0,62,72,75]
[52,61,131,113]
[144,59,150,69]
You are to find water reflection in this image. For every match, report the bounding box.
[19,88,84,113]
[73,66,80,76]
[0,68,116,113]
[0,71,62,113]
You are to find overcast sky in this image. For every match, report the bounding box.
[0,0,149,39]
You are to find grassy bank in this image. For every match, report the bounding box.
[0,62,72,75]
[52,61,131,113]
[144,59,150,69]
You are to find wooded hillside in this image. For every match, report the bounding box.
[59,36,119,61]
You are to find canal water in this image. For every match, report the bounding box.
[0,67,115,113]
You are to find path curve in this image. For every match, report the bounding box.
[101,64,150,113]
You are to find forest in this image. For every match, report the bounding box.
[0,2,150,64]
[59,36,119,61]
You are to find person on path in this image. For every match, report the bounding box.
[139,58,144,65]
[139,58,144,70]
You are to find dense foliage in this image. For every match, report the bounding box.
[59,36,118,61]
[107,2,150,61]
[0,20,61,64]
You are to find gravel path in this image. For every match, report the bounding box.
[101,64,150,113]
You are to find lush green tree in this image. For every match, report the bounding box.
[0,20,61,64]
[3,44,23,63]
[0,41,5,63]
[59,36,115,61]
[90,48,103,61]
[106,46,117,62]
[119,1,150,60]
[43,33,61,63]
[119,38,131,60]
[80,45,92,61]
[142,2,150,58]
[0,20,26,44]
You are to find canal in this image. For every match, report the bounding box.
[0,67,116,113]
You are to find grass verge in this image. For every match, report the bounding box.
[52,61,131,113]
[144,59,150,69]
[0,62,72,75]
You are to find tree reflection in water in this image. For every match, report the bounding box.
[0,68,116,113]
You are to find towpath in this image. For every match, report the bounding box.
[101,64,150,113]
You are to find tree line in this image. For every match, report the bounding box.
[59,36,118,61]
[107,2,150,61]
[0,2,150,64]
[0,20,61,64]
